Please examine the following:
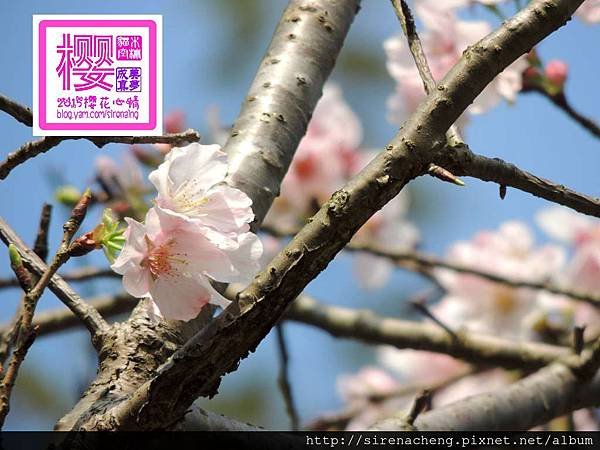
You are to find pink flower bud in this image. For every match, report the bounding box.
[544,60,568,87]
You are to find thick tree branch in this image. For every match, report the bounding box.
[224,0,361,223]
[0,130,201,180]
[373,361,600,431]
[435,144,600,218]
[0,218,109,342]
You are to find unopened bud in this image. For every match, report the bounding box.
[63,188,92,236]
[54,185,82,206]
[544,60,568,89]
[8,244,33,291]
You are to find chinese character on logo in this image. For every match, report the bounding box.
[116,67,142,92]
[56,33,115,91]
[116,35,142,60]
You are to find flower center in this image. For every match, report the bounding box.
[171,179,210,216]
[142,236,186,280]
[493,286,518,315]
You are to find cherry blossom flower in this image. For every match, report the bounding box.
[576,0,600,24]
[432,221,567,338]
[149,143,254,234]
[112,206,261,321]
[384,1,527,125]
[264,84,363,226]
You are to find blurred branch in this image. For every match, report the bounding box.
[57,0,585,431]
[0,129,201,181]
[0,93,32,126]
[308,367,473,431]
[286,295,569,370]
[523,86,600,140]
[263,224,600,309]
[0,266,118,290]
[275,324,300,431]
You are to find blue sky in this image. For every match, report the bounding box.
[0,0,598,430]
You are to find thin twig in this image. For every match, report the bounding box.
[390,0,462,145]
[0,191,92,426]
[0,218,110,339]
[0,93,32,126]
[33,203,52,262]
[435,144,600,218]
[275,324,300,431]
[0,130,201,181]
[405,390,431,426]
[410,298,457,339]
[523,86,600,140]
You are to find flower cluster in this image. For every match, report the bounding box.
[111,143,262,321]
[336,217,599,430]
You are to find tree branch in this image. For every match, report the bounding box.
[263,225,600,309]
[286,295,569,370]
[0,93,32,127]
[373,361,600,431]
[435,144,600,218]
[0,130,201,181]
[523,86,600,140]
[0,217,109,342]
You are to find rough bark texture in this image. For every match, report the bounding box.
[64,0,584,431]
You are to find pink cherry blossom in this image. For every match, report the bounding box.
[537,207,600,325]
[112,206,262,321]
[576,0,600,24]
[432,221,567,338]
[378,347,467,386]
[264,84,363,226]
[337,366,400,403]
[545,60,568,87]
[434,369,510,407]
[149,143,254,234]
[384,1,527,125]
